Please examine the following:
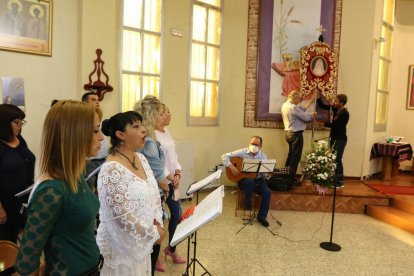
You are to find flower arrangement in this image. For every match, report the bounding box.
[301,140,337,194]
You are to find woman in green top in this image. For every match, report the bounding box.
[15,100,104,275]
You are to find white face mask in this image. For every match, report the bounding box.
[249,144,259,154]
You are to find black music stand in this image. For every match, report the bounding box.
[235,159,277,236]
[175,171,223,276]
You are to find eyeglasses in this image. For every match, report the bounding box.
[250,143,260,147]
[11,119,27,126]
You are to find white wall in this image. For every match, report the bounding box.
[0,0,80,158]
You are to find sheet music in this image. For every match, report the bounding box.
[14,184,34,198]
[259,159,276,172]
[186,170,222,195]
[241,159,276,173]
[170,198,223,247]
[241,159,261,172]
[194,185,225,216]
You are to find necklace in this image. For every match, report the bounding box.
[116,150,139,170]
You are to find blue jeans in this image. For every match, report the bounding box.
[238,178,271,219]
[285,131,304,179]
[331,139,347,182]
[166,183,182,252]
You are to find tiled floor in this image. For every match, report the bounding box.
[156,183,414,275]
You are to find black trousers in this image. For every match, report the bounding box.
[285,131,304,179]
[151,244,161,276]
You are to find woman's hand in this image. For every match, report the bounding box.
[159,179,169,193]
[173,169,181,188]
[154,221,165,244]
[0,205,7,224]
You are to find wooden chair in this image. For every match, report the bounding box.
[0,240,19,275]
[235,188,261,217]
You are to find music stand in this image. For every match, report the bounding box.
[177,171,223,276]
[236,159,277,235]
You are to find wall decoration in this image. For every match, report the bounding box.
[0,0,53,56]
[407,65,414,110]
[244,0,342,128]
[300,41,338,102]
[1,77,26,109]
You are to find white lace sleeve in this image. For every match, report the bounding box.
[138,153,163,226]
[97,162,160,265]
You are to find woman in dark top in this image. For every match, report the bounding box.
[15,101,104,275]
[317,93,350,187]
[0,104,35,243]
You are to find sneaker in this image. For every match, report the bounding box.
[257,217,270,227]
[330,182,344,189]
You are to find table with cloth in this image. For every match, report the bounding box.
[370,143,413,180]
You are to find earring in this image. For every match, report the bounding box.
[120,141,124,145]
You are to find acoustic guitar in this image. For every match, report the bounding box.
[225,156,290,182]
[225,157,257,182]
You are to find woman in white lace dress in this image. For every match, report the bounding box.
[97,111,165,275]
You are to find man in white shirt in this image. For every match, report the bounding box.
[281,90,316,184]
[222,136,272,228]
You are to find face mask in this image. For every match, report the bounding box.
[249,144,259,154]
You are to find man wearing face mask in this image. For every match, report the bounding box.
[221,136,272,227]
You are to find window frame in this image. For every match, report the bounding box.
[374,0,394,132]
[187,0,223,126]
[119,0,164,112]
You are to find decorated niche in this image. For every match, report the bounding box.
[83,49,113,100]
[300,41,338,103]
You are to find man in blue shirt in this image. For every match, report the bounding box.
[222,136,272,227]
[281,90,316,184]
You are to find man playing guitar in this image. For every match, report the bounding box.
[221,136,272,227]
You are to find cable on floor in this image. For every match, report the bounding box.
[269,211,327,242]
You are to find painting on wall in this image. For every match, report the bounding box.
[407,65,414,110]
[1,77,26,109]
[0,0,53,56]
[244,0,342,128]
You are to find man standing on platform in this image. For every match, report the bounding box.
[221,136,272,227]
[317,93,349,187]
[281,90,316,184]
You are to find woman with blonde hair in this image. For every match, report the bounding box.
[134,95,170,274]
[155,104,186,264]
[15,100,104,275]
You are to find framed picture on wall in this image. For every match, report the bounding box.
[0,0,53,56]
[407,65,414,110]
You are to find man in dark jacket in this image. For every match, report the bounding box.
[317,93,350,187]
